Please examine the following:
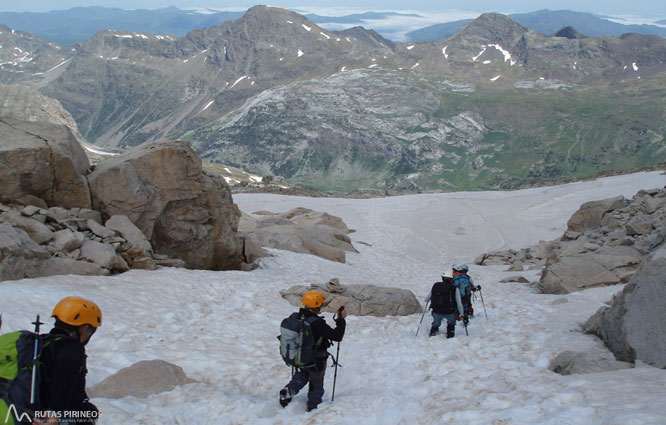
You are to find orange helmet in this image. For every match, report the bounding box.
[52,296,102,327]
[302,291,325,309]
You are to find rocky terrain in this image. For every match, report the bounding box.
[0,88,245,278]
[0,7,663,193]
[475,185,666,368]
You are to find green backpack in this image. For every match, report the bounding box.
[0,331,59,425]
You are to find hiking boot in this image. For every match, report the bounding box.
[429,326,438,337]
[446,324,455,338]
[279,387,293,407]
[307,404,317,412]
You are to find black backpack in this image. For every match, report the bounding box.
[0,331,63,424]
[429,278,457,315]
[278,313,322,368]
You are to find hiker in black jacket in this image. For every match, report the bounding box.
[425,272,464,338]
[34,297,101,425]
[279,291,346,412]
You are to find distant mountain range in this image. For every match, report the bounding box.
[0,6,664,47]
[1,7,665,193]
[406,9,666,41]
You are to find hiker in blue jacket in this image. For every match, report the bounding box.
[453,264,480,318]
[425,271,464,338]
[279,291,346,412]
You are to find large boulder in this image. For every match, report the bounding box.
[566,195,626,232]
[87,141,242,270]
[0,117,91,208]
[582,244,666,368]
[88,360,196,399]
[239,208,358,263]
[281,278,422,316]
[538,246,643,294]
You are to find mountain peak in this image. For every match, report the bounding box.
[453,12,529,44]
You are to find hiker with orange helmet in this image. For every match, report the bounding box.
[32,296,102,425]
[279,290,346,412]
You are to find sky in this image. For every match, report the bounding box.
[0,0,664,19]
[0,171,664,424]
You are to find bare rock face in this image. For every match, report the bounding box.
[0,118,91,208]
[239,208,358,263]
[582,244,666,368]
[88,359,196,399]
[87,141,242,270]
[281,278,422,316]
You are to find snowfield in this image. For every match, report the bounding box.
[1,171,665,424]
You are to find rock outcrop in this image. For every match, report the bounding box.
[281,278,422,316]
[88,360,196,399]
[475,188,666,294]
[0,117,91,209]
[239,208,358,263]
[582,243,666,368]
[87,141,243,270]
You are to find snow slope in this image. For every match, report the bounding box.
[0,171,665,424]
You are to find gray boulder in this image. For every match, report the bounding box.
[0,224,50,281]
[51,229,85,252]
[539,256,621,294]
[0,117,91,208]
[31,258,109,278]
[239,208,358,263]
[281,278,422,316]
[105,215,152,252]
[88,359,196,399]
[583,244,666,368]
[86,219,116,239]
[566,195,626,232]
[79,239,117,269]
[87,141,242,270]
[0,210,54,244]
[549,351,633,375]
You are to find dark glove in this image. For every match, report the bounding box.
[476,285,481,291]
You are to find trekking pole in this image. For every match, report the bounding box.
[29,314,44,407]
[478,288,488,320]
[331,306,344,403]
[415,301,429,337]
